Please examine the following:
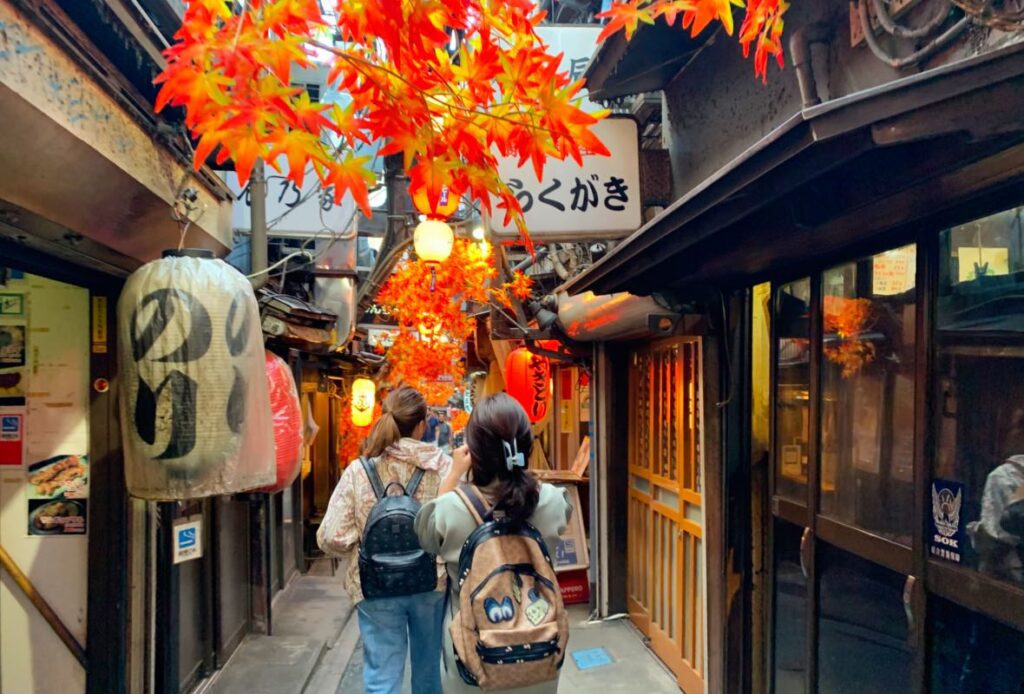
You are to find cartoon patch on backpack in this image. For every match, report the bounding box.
[525,587,550,625]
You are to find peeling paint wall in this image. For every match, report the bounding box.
[0,0,230,256]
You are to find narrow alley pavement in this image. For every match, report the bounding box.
[203,560,680,693]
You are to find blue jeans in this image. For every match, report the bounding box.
[357,590,445,694]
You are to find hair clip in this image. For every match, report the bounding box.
[502,439,526,471]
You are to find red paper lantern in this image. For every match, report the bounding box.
[257,351,303,493]
[505,347,550,424]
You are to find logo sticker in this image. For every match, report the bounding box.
[930,480,964,563]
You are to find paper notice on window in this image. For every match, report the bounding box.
[872,246,916,296]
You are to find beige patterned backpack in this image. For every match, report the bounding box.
[449,484,569,691]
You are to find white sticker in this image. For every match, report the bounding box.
[173,517,203,564]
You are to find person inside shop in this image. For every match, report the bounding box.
[415,393,572,694]
[969,407,1024,584]
[317,386,452,694]
[422,409,440,445]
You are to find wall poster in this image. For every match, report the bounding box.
[26,454,89,535]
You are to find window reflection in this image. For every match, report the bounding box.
[936,207,1024,588]
[929,596,1024,693]
[817,544,913,693]
[775,278,811,502]
[820,246,916,545]
[772,520,807,693]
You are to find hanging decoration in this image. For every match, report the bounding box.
[351,377,376,427]
[823,296,875,378]
[337,392,382,467]
[153,0,611,248]
[256,351,303,493]
[505,347,551,424]
[413,185,461,219]
[375,239,533,407]
[117,251,275,500]
[597,0,790,82]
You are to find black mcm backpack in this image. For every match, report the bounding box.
[357,456,438,599]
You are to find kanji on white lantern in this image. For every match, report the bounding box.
[118,250,274,499]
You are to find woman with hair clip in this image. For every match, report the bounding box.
[318,385,452,694]
[415,393,572,693]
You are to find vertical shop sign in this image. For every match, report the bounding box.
[91,296,108,354]
[929,479,964,563]
[0,411,24,465]
[173,516,203,564]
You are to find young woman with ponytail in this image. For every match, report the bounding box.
[415,393,572,693]
[318,385,452,694]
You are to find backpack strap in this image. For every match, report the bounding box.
[406,467,426,498]
[454,483,492,525]
[360,456,386,500]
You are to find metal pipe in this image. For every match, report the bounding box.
[872,0,952,38]
[859,1,971,69]
[789,23,833,109]
[0,544,87,669]
[250,159,269,289]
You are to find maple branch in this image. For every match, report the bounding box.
[310,40,563,138]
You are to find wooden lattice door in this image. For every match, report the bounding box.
[627,338,704,692]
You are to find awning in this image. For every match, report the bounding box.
[584,21,710,101]
[565,42,1024,297]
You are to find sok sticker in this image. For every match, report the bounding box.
[930,479,964,563]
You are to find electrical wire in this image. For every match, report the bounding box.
[859,1,972,68]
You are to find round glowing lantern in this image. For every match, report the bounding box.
[414,219,455,264]
[413,185,460,218]
[255,351,303,493]
[118,250,275,500]
[505,347,551,424]
[351,377,376,427]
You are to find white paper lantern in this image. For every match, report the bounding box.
[118,250,275,499]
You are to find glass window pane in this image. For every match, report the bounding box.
[820,245,916,545]
[935,206,1024,589]
[775,278,811,502]
[929,596,1024,693]
[817,543,913,693]
[772,520,807,693]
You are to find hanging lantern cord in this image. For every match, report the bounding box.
[430,265,438,292]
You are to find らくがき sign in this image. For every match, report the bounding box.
[490,117,641,241]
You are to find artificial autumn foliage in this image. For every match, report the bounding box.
[375,239,532,405]
[154,0,608,240]
[597,0,789,82]
[823,296,875,378]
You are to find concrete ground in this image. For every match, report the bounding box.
[206,560,680,694]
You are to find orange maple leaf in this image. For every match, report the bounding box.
[325,154,377,216]
[596,0,656,42]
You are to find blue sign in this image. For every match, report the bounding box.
[929,479,964,564]
[1,416,20,436]
[555,538,578,567]
[178,527,196,549]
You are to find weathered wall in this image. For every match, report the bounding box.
[0,0,232,263]
[662,0,1024,199]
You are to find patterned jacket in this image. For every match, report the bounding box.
[317,437,452,603]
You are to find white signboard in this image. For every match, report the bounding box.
[172,517,203,565]
[535,26,603,112]
[223,158,357,236]
[491,117,641,240]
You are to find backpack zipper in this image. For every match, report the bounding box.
[476,640,560,664]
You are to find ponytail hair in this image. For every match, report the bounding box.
[466,393,540,522]
[362,386,428,458]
